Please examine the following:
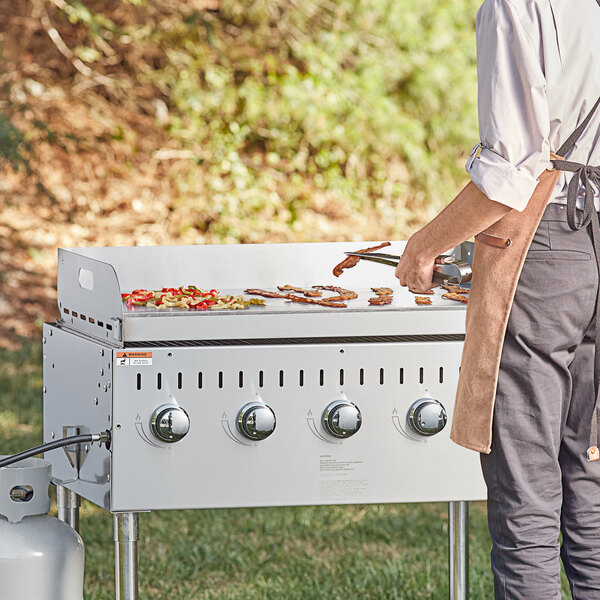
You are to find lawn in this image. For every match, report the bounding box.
[0,341,573,599]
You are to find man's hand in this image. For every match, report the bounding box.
[394,233,440,293]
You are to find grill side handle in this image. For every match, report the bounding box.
[57,248,124,344]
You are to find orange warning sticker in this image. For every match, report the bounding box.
[116,351,152,366]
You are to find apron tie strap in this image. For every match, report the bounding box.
[551,158,600,460]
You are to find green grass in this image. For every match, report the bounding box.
[1,341,574,599]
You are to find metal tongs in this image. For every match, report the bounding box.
[344,252,472,286]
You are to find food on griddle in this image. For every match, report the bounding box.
[332,241,392,277]
[415,296,432,306]
[312,286,358,299]
[285,295,347,308]
[368,295,393,306]
[408,288,434,295]
[371,287,393,296]
[442,292,469,304]
[277,285,305,292]
[304,290,322,297]
[244,289,289,299]
[441,284,470,294]
[318,299,348,308]
[122,287,265,311]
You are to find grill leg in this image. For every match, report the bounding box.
[56,485,80,533]
[114,512,139,600]
[449,500,469,600]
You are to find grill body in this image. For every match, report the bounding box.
[44,327,484,512]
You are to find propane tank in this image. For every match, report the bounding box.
[0,456,84,600]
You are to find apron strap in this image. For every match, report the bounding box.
[551,93,600,460]
[555,96,600,158]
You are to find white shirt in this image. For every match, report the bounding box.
[466,0,600,211]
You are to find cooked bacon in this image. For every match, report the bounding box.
[442,292,469,304]
[303,290,322,297]
[312,285,358,300]
[277,285,305,292]
[441,284,470,294]
[244,289,288,299]
[415,296,432,306]
[286,294,347,308]
[371,287,393,296]
[332,241,392,277]
[368,295,393,306]
[409,288,434,295]
[318,300,348,308]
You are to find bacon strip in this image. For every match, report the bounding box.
[372,287,393,296]
[277,285,305,292]
[244,289,289,299]
[442,292,469,304]
[441,284,470,294]
[312,286,358,300]
[415,296,432,306]
[368,295,393,306]
[409,288,434,295]
[332,242,392,277]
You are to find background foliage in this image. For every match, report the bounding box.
[0,0,479,342]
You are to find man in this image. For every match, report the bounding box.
[395,1,600,598]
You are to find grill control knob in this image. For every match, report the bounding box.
[407,398,447,436]
[150,404,190,443]
[322,400,362,438]
[237,402,276,441]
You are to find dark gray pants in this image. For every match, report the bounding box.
[480,203,600,599]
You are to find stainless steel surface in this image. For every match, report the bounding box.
[449,501,469,600]
[236,402,276,441]
[43,324,112,511]
[322,400,362,438]
[150,404,190,443]
[55,242,473,345]
[407,398,448,436]
[114,512,138,600]
[56,485,81,533]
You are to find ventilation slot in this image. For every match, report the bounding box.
[106,323,113,331]
[339,369,344,386]
[359,368,364,386]
[97,321,104,328]
[319,369,324,387]
[136,373,142,391]
[177,372,183,390]
[439,367,444,383]
[279,370,284,387]
[157,373,162,390]
[259,370,264,388]
[239,371,244,388]
[299,370,304,387]
[89,317,95,324]
[80,314,86,321]
[63,308,70,315]
[72,311,78,318]
[198,372,203,389]
[218,372,224,389]
[399,368,404,385]
[419,367,424,384]
[379,368,384,385]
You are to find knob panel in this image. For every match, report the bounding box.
[237,402,276,440]
[322,400,362,438]
[407,398,447,436]
[150,404,190,443]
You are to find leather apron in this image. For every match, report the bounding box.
[451,97,600,455]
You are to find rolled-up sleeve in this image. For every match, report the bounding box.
[466,0,551,212]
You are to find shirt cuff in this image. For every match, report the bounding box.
[465,144,539,212]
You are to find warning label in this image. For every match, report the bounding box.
[116,352,152,366]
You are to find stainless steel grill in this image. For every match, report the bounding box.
[43,241,485,600]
